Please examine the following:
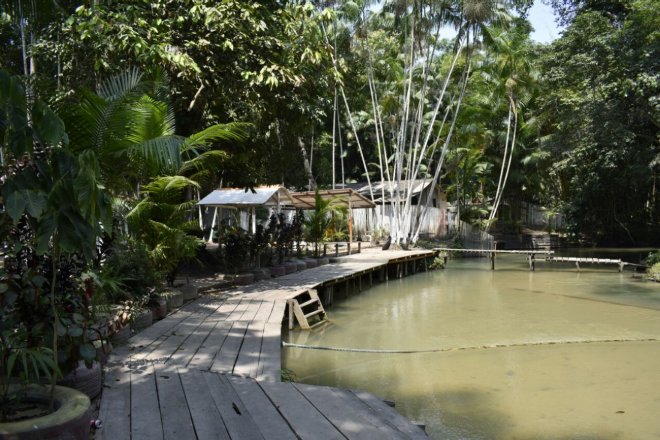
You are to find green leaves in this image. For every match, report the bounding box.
[4,190,47,221]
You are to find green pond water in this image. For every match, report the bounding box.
[283,250,660,440]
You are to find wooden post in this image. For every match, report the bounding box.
[348,195,353,244]
[528,253,535,271]
[335,243,339,257]
[358,242,361,253]
[323,243,327,256]
[208,207,218,243]
[347,242,351,255]
[490,252,495,270]
[288,300,295,330]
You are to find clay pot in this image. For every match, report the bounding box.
[166,291,184,312]
[181,285,198,301]
[132,309,153,331]
[270,266,286,277]
[152,298,167,320]
[0,384,91,440]
[111,324,131,345]
[57,361,102,399]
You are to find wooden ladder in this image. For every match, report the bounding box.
[288,289,328,330]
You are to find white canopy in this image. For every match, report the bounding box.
[197,186,295,208]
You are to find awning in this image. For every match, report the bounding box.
[290,189,376,209]
[197,186,296,208]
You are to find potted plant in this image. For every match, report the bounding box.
[0,70,110,438]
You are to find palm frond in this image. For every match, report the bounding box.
[178,150,229,176]
[179,122,251,156]
[129,136,185,172]
[97,67,144,101]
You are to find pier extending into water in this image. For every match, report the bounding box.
[436,247,646,271]
[97,248,436,440]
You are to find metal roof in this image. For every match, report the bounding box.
[290,189,376,210]
[348,179,437,203]
[197,186,295,207]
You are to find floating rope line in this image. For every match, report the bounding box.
[282,338,659,354]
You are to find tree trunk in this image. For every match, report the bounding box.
[298,137,316,191]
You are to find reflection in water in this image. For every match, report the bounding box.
[283,252,660,439]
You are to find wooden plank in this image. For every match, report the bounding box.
[233,320,266,378]
[226,375,297,440]
[168,310,229,368]
[349,389,428,440]
[239,298,267,322]
[258,381,346,439]
[211,321,249,374]
[180,370,230,440]
[251,300,275,323]
[203,372,264,440]
[155,368,197,440]
[142,301,223,365]
[257,322,282,381]
[187,321,233,371]
[130,300,212,362]
[129,298,211,349]
[294,383,407,440]
[130,364,164,440]
[179,370,231,440]
[96,361,130,440]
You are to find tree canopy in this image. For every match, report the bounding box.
[1,0,657,244]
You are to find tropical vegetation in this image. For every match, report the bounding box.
[0,0,657,423]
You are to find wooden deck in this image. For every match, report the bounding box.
[97,248,433,439]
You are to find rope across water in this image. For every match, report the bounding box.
[282,337,659,354]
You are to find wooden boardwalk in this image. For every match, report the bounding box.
[97,248,433,440]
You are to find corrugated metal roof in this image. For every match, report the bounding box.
[348,179,437,202]
[290,189,376,209]
[198,186,295,207]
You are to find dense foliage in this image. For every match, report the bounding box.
[2,0,657,244]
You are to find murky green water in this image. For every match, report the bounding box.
[283,251,660,439]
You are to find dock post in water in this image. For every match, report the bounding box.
[528,253,536,271]
[490,252,496,270]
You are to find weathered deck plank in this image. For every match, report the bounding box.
[233,319,266,377]
[130,364,164,440]
[203,372,264,440]
[226,375,297,440]
[187,321,233,371]
[210,321,249,374]
[350,389,429,440]
[259,381,347,439]
[96,349,131,440]
[256,321,282,381]
[155,367,197,440]
[294,383,408,440]
[179,370,231,440]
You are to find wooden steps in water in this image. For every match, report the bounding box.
[287,289,328,330]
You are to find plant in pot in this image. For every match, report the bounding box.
[221,224,251,274]
[0,70,111,437]
[126,176,203,287]
[304,191,346,257]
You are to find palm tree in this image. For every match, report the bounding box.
[126,175,203,285]
[481,25,536,231]
[63,68,248,197]
[304,191,348,256]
